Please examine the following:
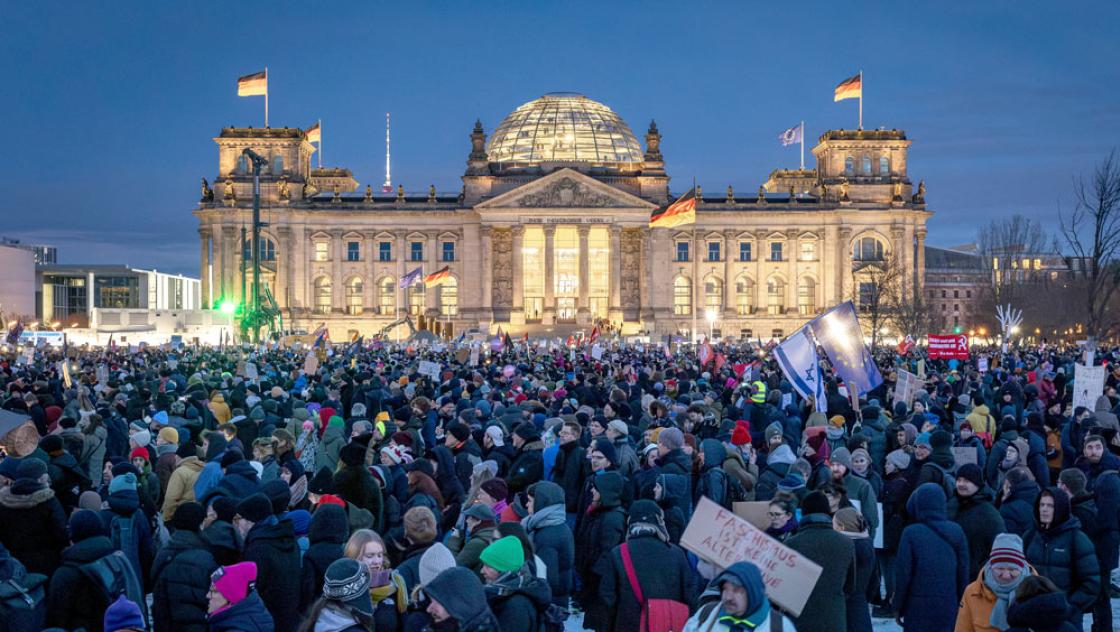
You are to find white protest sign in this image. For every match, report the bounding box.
[681,497,823,617]
[591,344,604,360]
[896,369,919,406]
[418,361,441,381]
[977,357,989,372]
[1073,363,1105,412]
[874,503,884,549]
[952,446,978,466]
[244,362,258,381]
[469,346,480,367]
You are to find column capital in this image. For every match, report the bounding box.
[543,224,557,236]
[838,226,853,238]
[330,228,344,238]
[915,227,928,239]
[511,224,524,236]
[577,224,590,237]
[754,229,768,240]
[480,225,493,237]
[785,228,799,239]
[723,228,737,240]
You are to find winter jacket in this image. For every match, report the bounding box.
[947,487,1007,580]
[598,534,696,632]
[448,524,498,576]
[44,535,119,632]
[1003,591,1080,632]
[1022,490,1100,616]
[1076,452,1120,573]
[954,565,1038,632]
[99,488,155,591]
[508,440,545,497]
[523,483,574,608]
[721,448,757,501]
[202,519,240,567]
[843,472,879,539]
[755,451,793,502]
[150,529,218,632]
[551,440,586,512]
[202,460,262,506]
[242,517,302,632]
[207,590,275,632]
[894,484,969,632]
[0,482,69,577]
[484,568,551,632]
[999,478,1039,537]
[846,535,875,632]
[299,504,348,611]
[575,472,626,631]
[161,455,204,523]
[316,424,345,472]
[81,425,109,485]
[333,464,383,532]
[787,513,856,632]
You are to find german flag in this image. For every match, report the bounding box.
[237,70,268,96]
[834,73,861,102]
[305,121,321,143]
[650,187,697,228]
[424,265,451,288]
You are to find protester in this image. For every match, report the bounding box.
[893,483,968,632]
[955,533,1034,632]
[207,562,274,631]
[787,490,856,632]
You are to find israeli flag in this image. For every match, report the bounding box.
[778,123,803,147]
[774,326,827,413]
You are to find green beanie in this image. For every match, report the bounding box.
[479,536,525,574]
[328,415,344,429]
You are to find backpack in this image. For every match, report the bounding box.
[620,543,690,632]
[78,550,149,627]
[925,462,957,499]
[0,574,47,632]
[109,511,143,583]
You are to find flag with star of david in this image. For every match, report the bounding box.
[774,326,827,413]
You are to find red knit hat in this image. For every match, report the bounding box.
[129,448,149,463]
[731,421,752,446]
[317,494,346,508]
[988,533,1027,568]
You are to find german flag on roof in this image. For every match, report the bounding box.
[650,187,696,228]
[424,266,451,288]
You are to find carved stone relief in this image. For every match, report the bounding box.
[516,177,624,208]
[491,228,513,309]
[620,228,643,311]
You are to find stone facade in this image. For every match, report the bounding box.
[193,94,932,340]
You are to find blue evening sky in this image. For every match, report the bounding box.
[1,1,1117,276]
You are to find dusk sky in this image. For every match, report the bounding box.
[2,2,1118,276]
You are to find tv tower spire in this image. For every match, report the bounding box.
[381,112,392,192]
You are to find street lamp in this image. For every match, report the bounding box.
[705,308,717,340]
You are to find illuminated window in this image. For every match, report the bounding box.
[708,242,721,262]
[588,227,609,319]
[554,226,578,296]
[314,242,329,262]
[704,275,723,312]
[845,156,855,176]
[314,277,331,314]
[485,93,643,164]
[347,242,360,262]
[800,240,817,261]
[673,276,692,316]
[408,283,425,315]
[522,227,544,312]
[345,277,363,315]
[798,278,817,315]
[853,237,884,261]
[735,276,754,315]
[378,277,395,315]
[676,242,689,262]
[993,257,1000,270]
[767,278,785,315]
[879,156,889,175]
[1033,258,1042,270]
[439,277,458,316]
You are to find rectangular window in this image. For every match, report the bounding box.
[410,241,424,262]
[378,242,392,262]
[1033,258,1042,270]
[740,329,753,340]
[314,242,329,261]
[770,242,782,262]
[708,242,721,262]
[800,241,816,261]
[966,290,972,299]
[953,290,959,299]
[95,276,140,309]
[346,241,360,262]
[739,242,752,262]
[442,242,455,262]
[941,290,946,298]
[676,242,689,262]
[858,282,877,312]
[771,329,784,339]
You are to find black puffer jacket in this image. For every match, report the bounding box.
[999,477,1039,537]
[508,441,545,497]
[242,517,302,632]
[150,529,218,632]
[44,535,118,632]
[524,482,574,608]
[0,481,69,576]
[299,504,348,611]
[485,568,551,632]
[551,440,586,512]
[947,487,1007,579]
[1004,591,1080,632]
[1023,488,1101,616]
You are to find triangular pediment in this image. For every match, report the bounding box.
[476,169,657,210]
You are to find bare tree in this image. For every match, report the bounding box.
[976,214,1051,308]
[1059,150,1120,339]
[850,250,906,354]
[888,283,936,341]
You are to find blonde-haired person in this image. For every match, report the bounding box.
[345,529,408,630]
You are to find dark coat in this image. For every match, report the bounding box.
[44,535,118,632]
[395,540,435,594]
[508,441,545,496]
[1076,453,1120,573]
[1004,591,1080,632]
[0,482,69,576]
[598,534,696,632]
[485,570,552,632]
[846,536,875,632]
[893,484,969,632]
[754,459,789,502]
[207,590,275,632]
[1023,489,1100,616]
[947,486,1007,579]
[201,459,262,505]
[551,440,587,512]
[525,512,573,605]
[574,472,626,630]
[880,472,911,554]
[242,517,302,632]
[333,464,383,532]
[999,478,1040,537]
[201,519,240,567]
[299,504,349,611]
[150,529,218,632]
[99,488,156,591]
[787,514,856,632]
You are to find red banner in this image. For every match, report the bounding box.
[927,334,970,360]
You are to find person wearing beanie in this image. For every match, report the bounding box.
[522,481,573,607]
[237,491,302,631]
[161,439,206,526]
[200,496,241,567]
[507,422,544,498]
[956,532,1034,631]
[418,541,458,589]
[447,501,500,577]
[786,488,857,632]
[0,454,69,577]
[45,509,136,631]
[731,420,752,447]
[315,415,346,474]
[480,535,551,632]
[304,558,375,631]
[590,436,619,471]
[955,421,989,473]
[333,441,384,533]
[829,447,879,539]
[947,463,1008,580]
[207,562,274,631]
[605,419,640,478]
[100,469,156,594]
[298,505,350,612]
[104,594,146,632]
[893,484,969,632]
[756,443,797,502]
[573,470,626,630]
[151,501,219,632]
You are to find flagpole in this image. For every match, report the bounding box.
[800,121,805,170]
[264,67,269,128]
[317,118,322,168]
[858,70,863,131]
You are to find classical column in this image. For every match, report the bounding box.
[839,226,853,302]
[722,229,735,318]
[480,226,494,327]
[754,229,767,314]
[331,229,344,312]
[395,230,407,315]
[786,229,799,314]
[543,225,556,324]
[426,230,440,318]
[363,231,377,314]
[915,227,927,291]
[692,229,702,323]
[276,226,291,310]
[609,226,622,323]
[641,228,653,323]
[198,228,211,309]
[222,225,237,304]
[823,224,839,304]
[292,224,307,313]
[510,225,525,324]
[577,225,590,323]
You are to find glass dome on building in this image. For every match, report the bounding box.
[487,93,644,165]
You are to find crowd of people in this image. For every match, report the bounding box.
[0,335,1117,632]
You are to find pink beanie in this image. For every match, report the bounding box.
[211,562,257,606]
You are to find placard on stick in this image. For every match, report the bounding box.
[681,497,822,616]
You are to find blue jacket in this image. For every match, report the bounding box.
[207,590,274,632]
[893,484,969,632]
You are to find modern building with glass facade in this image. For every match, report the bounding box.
[37,265,200,328]
[194,92,932,339]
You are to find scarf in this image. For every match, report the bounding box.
[369,571,408,614]
[626,521,668,543]
[288,474,308,508]
[717,600,770,631]
[522,503,566,533]
[984,565,1026,630]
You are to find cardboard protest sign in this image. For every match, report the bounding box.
[1073,363,1105,412]
[681,497,822,616]
[418,361,441,381]
[895,370,920,406]
[952,446,977,466]
[732,501,772,530]
[455,347,471,365]
[303,352,319,375]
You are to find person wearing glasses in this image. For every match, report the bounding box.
[765,495,799,542]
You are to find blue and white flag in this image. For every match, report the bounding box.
[808,301,883,396]
[774,327,827,413]
[399,266,423,289]
[778,122,803,146]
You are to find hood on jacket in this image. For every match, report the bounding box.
[700,439,726,470]
[1035,487,1075,533]
[205,434,229,462]
[424,566,492,624]
[176,456,205,473]
[907,482,948,524]
[656,472,690,505]
[712,562,769,624]
[591,471,623,509]
[1094,395,1112,413]
[1005,591,1073,630]
[0,484,55,509]
[486,568,552,610]
[767,444,796,467]
[107,488,141,516]
[528,481,564,509]
[309,504,349,544]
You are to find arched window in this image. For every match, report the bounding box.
[439,277,458,317]
[862,156,872,174]
[767,278,786,315]
[703,275,723,312]
[673,276,692,316]
[735,276,754,315]
[879,156,889,175]
[345,277,363,315]
[798,278,817,315]
[242,238,276,262]
[313,277,332,315]
[378,277,395,315]
[853,237,885,261]
[408,282,426,315]
[271,155,284,175]
[844,156,855,176]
